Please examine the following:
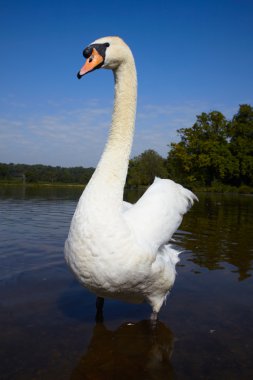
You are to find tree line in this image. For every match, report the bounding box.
[127,104,253,191]
[0,104,252,191]
[0,163,94,185]
[167,104,253,190]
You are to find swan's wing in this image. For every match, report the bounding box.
[123,178,198,249]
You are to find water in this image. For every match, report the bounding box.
[0,186,253,379]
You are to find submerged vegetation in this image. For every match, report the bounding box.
[1,104,252,192]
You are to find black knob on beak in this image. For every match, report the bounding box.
[83,46,93,58]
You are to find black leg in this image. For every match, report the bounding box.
[95,296,104,323]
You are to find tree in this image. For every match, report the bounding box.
[167,111,238,187]
[127,149,168,186]
[228,104,253,186]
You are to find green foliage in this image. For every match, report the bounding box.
[1,151,167,188]
[0,163,95,184]
[167,105,253,189]
[228,104,253,186]
[127,149,168,186]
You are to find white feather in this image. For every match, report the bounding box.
[124,177,197,250]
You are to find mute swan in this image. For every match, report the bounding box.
[65,36,197,320]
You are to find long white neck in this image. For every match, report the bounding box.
[87,56,137,206]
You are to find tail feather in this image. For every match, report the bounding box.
[160,244,181,266]
[178,184,198,212]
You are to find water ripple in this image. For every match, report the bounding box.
[0,198,76,281]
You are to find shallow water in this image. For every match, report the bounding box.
[0,186,253,379]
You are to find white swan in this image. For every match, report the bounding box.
[65,36,197,320]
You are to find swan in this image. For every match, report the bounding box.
[65,36,197,320]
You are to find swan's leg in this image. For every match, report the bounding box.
[150,311,158,329]
[148,296,163,325]
[95,296,104,323]
[150,311,158,321]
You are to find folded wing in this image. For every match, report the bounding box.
[123,178,197,250]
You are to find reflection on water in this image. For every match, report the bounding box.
[71,320,174,380]
[0,186,253,379]
[177,193,253,281]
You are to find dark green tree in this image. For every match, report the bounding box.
[127,149,168,186]
[167,111,238,187]
[228,104,253,186]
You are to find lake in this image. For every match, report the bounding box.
[0,185,253,379]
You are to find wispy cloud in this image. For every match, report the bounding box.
[0,99,112,166]
[0,98,238,166]
[133,101,209,157]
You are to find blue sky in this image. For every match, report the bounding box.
[0,0,252,167]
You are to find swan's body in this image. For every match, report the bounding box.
[65,36,197,318]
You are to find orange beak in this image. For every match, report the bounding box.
[78,48,104,78]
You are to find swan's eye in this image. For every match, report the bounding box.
[83,46,93,58]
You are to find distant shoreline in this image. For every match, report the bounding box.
[0,181,85,188]
[0,181,252,194]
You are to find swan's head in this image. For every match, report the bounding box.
[77,36,133,78]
